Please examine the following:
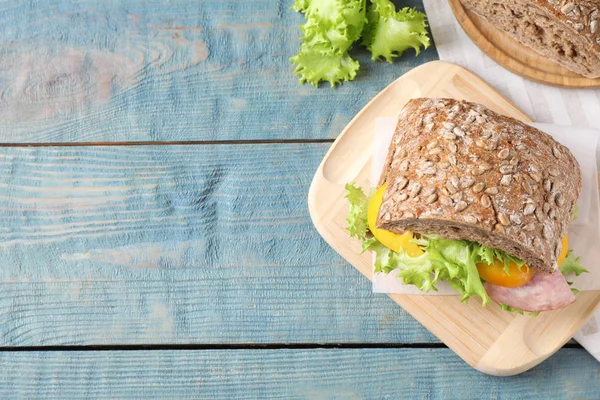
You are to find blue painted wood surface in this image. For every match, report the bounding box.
[0,144,435,345]
[0,0,436,143]
[1,349,598,399]
[0,0,597,396]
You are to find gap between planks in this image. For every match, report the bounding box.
[0,343,582,352]
[0,139,336,148]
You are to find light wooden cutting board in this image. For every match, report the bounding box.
[308,61,600,376]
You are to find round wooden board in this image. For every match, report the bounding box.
[447,0,600,88]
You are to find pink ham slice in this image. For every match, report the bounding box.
[485,271,576,312]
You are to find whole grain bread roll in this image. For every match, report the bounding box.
[376,98,582,274]
[459,0,600,78]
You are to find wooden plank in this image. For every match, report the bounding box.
[0,143,439,345]
[0,0,437,143]
[0,348,597,398]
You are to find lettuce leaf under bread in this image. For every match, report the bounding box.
[559,250,587,295]
[346,184,497,305]
[499,303,540,317]
[559,250,587,277]
[345,183,370,240]
[366,234,491,305]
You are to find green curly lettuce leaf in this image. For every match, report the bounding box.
[560,250,588,294]
[559,250,588,277]
[347,185,495,305]
[292,0,311,13]
[570,287,579,295]
[345,183,369,240]
[291,0,366,87]
[362,0,430,63]
[499,303,524,315]
[499,303,540,317]
[476,246,526,275]
[496,249,526,274]
[299,0,367,52]
[291,47,360,87]
[571,205,579,221]
[291,0,431,86]
[365,225,493,305]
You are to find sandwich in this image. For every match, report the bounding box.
[346,98,588,313]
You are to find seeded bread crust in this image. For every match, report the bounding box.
[376,98,582,274]
[459,0,600,78]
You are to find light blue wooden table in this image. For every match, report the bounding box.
[0,1,597,398]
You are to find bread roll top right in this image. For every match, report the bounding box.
[459,0,600,78]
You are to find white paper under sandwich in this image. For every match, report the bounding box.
[369,117,600,296]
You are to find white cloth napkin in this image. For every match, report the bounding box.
[404,0,600,360]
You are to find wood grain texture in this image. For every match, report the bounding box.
[0,349,598,399]
[0,143,442,345]
[309,61,600,375]
[447,0,600,88]
[0,0,437,143]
